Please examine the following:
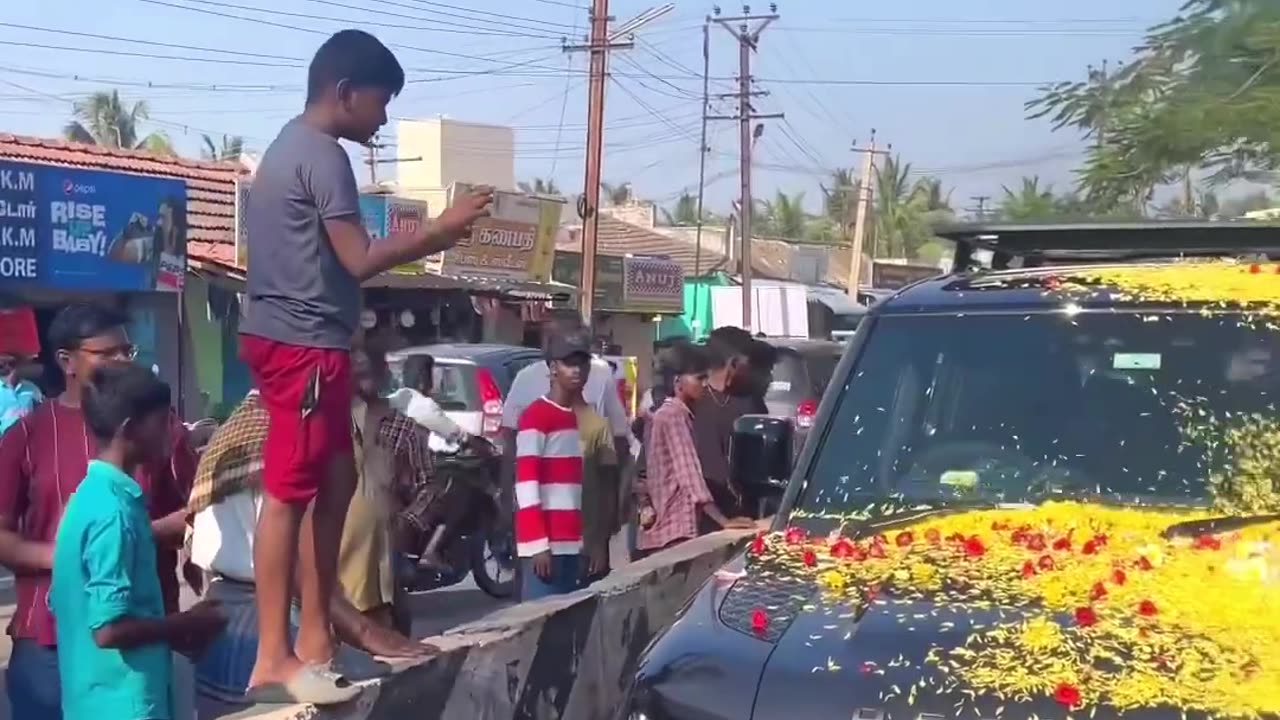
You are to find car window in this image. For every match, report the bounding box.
[802,350,840,396]
[386,356,475,411]
[801,312,1280,515]
[766,349,808,400]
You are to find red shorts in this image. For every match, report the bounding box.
[240,334,354,504]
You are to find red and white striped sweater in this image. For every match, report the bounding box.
[514,397,583,557]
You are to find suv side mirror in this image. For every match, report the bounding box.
[730,415,793,517]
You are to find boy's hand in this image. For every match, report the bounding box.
[172,599,227,657]
[433,187,494,244]
[587,547,608,577]
[531,550,553,580]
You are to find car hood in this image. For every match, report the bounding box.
[632,501,1280,720]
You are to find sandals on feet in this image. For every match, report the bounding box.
[245,664,361,705]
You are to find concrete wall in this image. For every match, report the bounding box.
[226,531,751,720]
[397,118,515,205]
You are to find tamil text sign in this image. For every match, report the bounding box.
[0,161,186,292]
[359,194,441,274]
[444,185,560,282]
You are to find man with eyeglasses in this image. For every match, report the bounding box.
[0,304,197,720]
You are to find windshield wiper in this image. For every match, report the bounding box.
[1162,513,1280,539]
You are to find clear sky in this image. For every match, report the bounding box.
[1,0,1187,217]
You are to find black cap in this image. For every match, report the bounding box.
[546,330,592,362]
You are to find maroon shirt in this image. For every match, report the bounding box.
[0,400,195,646]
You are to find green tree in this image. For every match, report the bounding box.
[518,178,561,195]
[201,134,244,161]
[872,156,945,258]
[769,190,808,239]
[64,90,174,155]
[662,192,700,225]
[999,177,1060,222]
[1029,1,1280,210]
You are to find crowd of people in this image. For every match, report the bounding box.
[0,27,779,720]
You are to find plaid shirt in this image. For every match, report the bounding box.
[637,398,713,550]
[353,407,434,516]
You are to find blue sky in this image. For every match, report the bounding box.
[1,0,1187,217]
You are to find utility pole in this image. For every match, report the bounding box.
[847,130,889,298]
[709,4,782,332]
[564,2,673,325]
[693,19,710,282]
[970,195,991,221]
[363,135,389,186]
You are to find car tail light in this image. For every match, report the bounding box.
[796,399,818,429]
[477,368,503,437]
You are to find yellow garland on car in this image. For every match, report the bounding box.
[752,502,1280,718]
[1049,260,1280,316]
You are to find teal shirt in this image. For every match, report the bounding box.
[51,460,171,720]
[0,379,41,434]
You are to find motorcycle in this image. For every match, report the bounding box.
[394,435,518,599]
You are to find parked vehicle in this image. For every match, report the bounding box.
[386,343,544,451]
[623,224,1280,720]
[395,435,516,599]
[761,338,842,451]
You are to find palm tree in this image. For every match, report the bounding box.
[518,177,561,195]
[999,176,1059,222]
[662,192,700,225]
[201,134,244,161]
[601,181,633,206]
[64,90,174,155]
[770,190,808,239]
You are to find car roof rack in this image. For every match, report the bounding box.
[936,221,1280,272]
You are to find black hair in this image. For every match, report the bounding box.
[708,326,755,355]
[703,337,744,370]
[48,304,129,352]
[402,354,435,391]
[82,364,171,445]
[668,343,710,377]
[306,30,405,105]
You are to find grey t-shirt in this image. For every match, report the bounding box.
[240,117,365,349]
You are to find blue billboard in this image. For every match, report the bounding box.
[0,160,187,292]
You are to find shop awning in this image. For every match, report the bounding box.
[807,285,868,317]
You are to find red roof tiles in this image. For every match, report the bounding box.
[0,133,246,256]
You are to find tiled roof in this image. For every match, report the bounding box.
[0,133,246,259]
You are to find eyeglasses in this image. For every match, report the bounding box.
[77,344,138,361]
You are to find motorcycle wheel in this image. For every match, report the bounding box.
[470,522,518,599]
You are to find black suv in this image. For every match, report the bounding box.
[624,224,1280,720]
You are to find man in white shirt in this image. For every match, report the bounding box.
[387,354,469,448]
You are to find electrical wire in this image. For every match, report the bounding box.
[608,77,700,145]
[306,0,568,38]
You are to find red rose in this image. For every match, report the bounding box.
[751,608,769,634]
[1136,556,1154,571]
[784,527,807,545]
[1053,537,1072,552]
[750,534,767,555]
[1011,528,1029,544]
[895,531,914,547]
[860,661,877,675]
[1021,560,1037,579]
[1026,534,1047,551]
[925,528,941,545]
[1054,683,1082,708]
[1111,568,1128,586]
[1137,599,1158,617]
[1250,263,1263,274]
[964,536,987,558]
[1082,539,1099,555]
[802,549,817,567]
[830,538,860,560]
[1044,275,1063,290]
[1090,582,1108,601]
[1193,534,1222,551]
[1092,533,1109,547]
[1075,607,1098,627]
[1038,554,1056,571]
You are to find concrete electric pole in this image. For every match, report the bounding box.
[847,131,890,298]
[564,2,673,325]
[709,4,782,332]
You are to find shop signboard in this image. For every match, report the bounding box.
[623,255,684,314]
[444,184,561,282]
[0,160,187,292]
[553,251,625,310]
[358,194,443,275]
[871,261,939,290]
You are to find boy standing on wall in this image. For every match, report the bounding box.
[240,29,491,702]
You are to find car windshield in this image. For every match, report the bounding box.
[387,358,475,411]
[800,311,1280,514]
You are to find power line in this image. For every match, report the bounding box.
[531,0,587,8]
[388,0,581,31]
[175,0,562,39]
